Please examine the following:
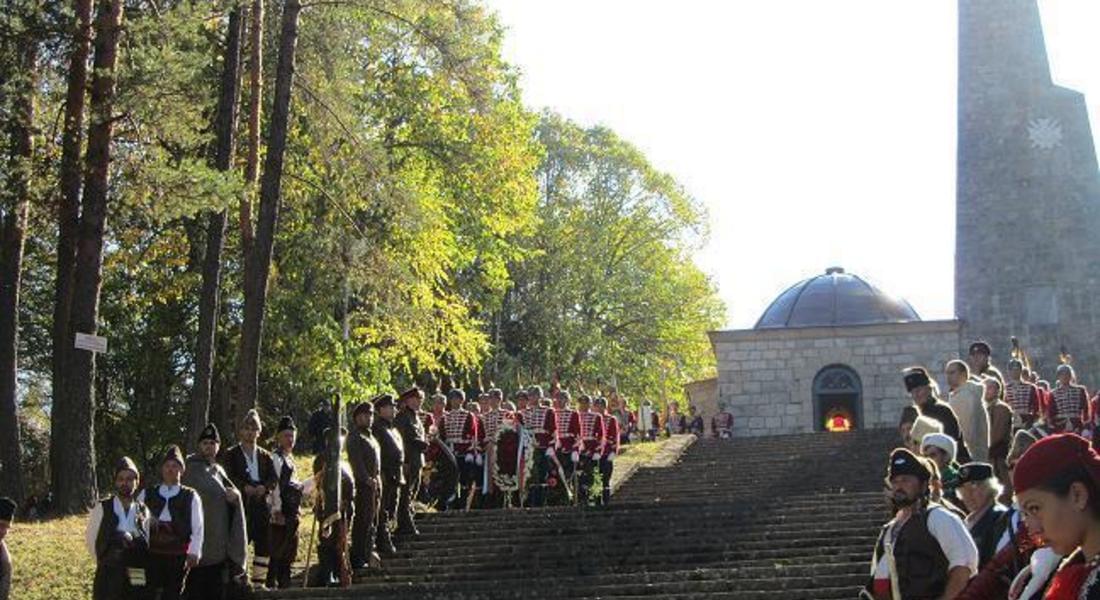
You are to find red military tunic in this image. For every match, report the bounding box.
[521,405,558,453]
[577,410,605,458]
[1004,379,1041,423]
[1050,383,1091,432]
[442,409,479,458]
[601,413,620,458]
[554,408,581,453]
[481,408,510,449]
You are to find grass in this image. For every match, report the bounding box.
[6,436,687,600]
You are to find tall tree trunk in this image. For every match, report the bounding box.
[189,6,244,451]
[50,0,94,505]
[0,32,38,505]
[54,0,124,515]
[240,0,262,250]
[237,0,301,415]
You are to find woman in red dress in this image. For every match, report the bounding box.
[1013,433,1100,599]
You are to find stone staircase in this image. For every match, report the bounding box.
[264,428,898,599]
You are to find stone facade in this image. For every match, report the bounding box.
[683,377,718,430]
[710,320,962,437]
[956,1,1100,387]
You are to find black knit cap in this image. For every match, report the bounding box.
[903,367,932,392]
[198,423,220,444]
[162,445,186,467]
[373,393,395,410]
[0,497,15,521]
[352,401,374,419]
[888,448,931,481]
[957,462,994,485]
[277,415,296,433]
[969,340,992,355]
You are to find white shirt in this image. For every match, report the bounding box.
[270,451,297,515]
[84,497,152,560]
[872,505,980,579]
[137,485,205,561]
[949,380,991,461]
[242,445,260,482]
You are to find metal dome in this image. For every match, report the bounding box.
[754,267,920,329]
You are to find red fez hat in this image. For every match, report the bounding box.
[1013,433,1100,495]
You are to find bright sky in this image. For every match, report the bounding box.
[486,1,1100,329]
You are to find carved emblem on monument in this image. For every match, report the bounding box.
[1027,117,1063,150]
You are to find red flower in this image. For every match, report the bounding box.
[547,477,558,488]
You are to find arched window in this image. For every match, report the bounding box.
[813,365,863,432]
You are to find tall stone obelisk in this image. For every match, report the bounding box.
[956,0,1100,384]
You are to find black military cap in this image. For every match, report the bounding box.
[162,445,186,468]
[373,393,396,410]
[957,462,995,485]
[593,396,608,407]
[577,394,591,405]
[199,423,220,444]
[398,386,423,403]
[888,448,931,481]
[0,497,15,521]
[277,415,297,433]
[352,401,374,419]
[969,340,992,355]
[903,367,932,392]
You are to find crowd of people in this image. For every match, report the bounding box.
[0,382,725,600]
[869,339,1100,599]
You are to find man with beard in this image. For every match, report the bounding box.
[138,446,204,600]
[906,366,972,463]
[220,409,277,586]
[182,424,248,599]
[371,394,405,555]
[85,457,150,600]
[347,401,381,569]
[394,386,428,536]
[867,448,978,600]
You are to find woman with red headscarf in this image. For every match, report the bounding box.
[1013,433,1100,599]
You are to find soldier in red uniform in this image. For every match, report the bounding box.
[441,389,480,510]
[520,386,558,507]
[479,389,510,508]
[575,395,606,506]
[553,390,582,496]
[1004,359,1042,429]
[1050,364,1090,434]
[595,396,619,506]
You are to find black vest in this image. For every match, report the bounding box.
[145,486,194,554]
[879,505,951,599]
[94,497,149,564]
[970,503,1009,569]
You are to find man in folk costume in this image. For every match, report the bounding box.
[371,393,405,555]
[946,360,991,462]
[595,396,619,506]
[553,390,582,490]
[267,416,303,589]
[1050,363,1090,434]
[0,497,14,600]
[219,409,276,585]
[955,462,1008,569]
[1004,359,1043,430]
[138,446,204,600]
[441,389,480,509]
[867,448,978,600]
[575,395,606,506]
[85,457,150,600]
[1011,433,1100,599]
[394,386,428,537]
[520,386,558,507]
[309,451,354,587]
[480,388,510,508]
[346,401,381,569]
[712,407,734,439]
[905,366,972,463]
[181,424,248,599]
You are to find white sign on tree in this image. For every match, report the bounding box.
[74,332,108,353]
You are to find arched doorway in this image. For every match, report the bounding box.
[813,365,862,432]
